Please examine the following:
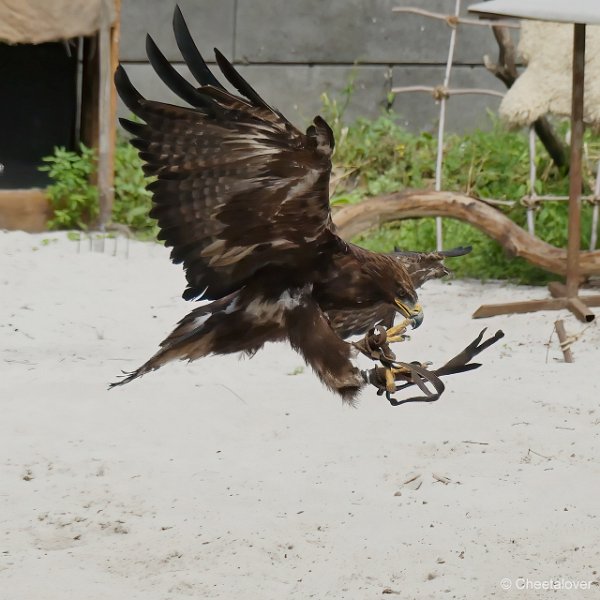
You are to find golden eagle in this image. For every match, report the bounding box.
[112,8,470,402]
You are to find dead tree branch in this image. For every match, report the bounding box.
[333,190,600,277]
[484,26,569,171]
[391,7,519,29]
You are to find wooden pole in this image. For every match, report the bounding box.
[80,36,99,153]
[471,23,595,324]
[97,15,110,227]
[566,24,586,298]
[554,320,574,363]
[109,0,121,194]
[97,0,120,228]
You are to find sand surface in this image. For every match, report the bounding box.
[1,231,600,599]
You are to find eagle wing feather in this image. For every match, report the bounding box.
[115,31,337,301]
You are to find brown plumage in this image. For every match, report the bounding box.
[111,8,467,402]
[326,246,471,338]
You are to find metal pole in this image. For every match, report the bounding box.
[434,0,461,251]
[527,126,536,235]
[566,23,586,298]
[590,161,600,250]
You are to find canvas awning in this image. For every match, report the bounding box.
[0,0,120,230]
[0,0,116,44]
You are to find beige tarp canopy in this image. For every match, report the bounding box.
[0,0,116,44]
[500,21,600,127]
[0,0,119,230]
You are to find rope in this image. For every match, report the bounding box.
[557,320,595,352]
[546,318,595,363]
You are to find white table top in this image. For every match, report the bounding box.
[468,0,600,25]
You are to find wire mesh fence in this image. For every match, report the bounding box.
[392,1,600,251]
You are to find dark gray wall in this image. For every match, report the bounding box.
[119,0,507,132]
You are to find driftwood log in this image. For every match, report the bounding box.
[333,190,600,277]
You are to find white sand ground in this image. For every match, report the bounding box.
[1,230,600,600]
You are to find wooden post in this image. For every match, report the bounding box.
[80,0,119,230]
[108,0,121,205]
[566,23,586,298]
[80,35,99,152]
[97,1,113,228]
[469,23,595,323]
[554,320,574,363]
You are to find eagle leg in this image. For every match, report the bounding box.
[286,299,365,403]
[355,325,426,393]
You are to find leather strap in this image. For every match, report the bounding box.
[358,328,504,406]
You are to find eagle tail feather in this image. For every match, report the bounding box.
[109,292,287,389]
[109,294,237,389]
[392,245,472,259]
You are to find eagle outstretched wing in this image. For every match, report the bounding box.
[115,7,338,301]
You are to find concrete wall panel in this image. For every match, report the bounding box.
[119,62,505,134]
[391,65,505,132]
[120,0,235,62]
[117,0,512,133]
[118,63,391,126]
[235,65,392,125]
[235,0,499,64]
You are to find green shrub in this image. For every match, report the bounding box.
[324,97,600,284]
[112,139,157,237]
[39,137,155,236]
[39,100,600,285]
[39,144,99,230]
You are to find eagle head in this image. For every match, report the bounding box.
[388,260,423,329]
[394,296,424,329]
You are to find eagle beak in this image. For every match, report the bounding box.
[395,300,424,329]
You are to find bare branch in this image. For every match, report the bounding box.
[392,85,504,99]
[484,25,569,170]
[483,26,518,87]
[333,190,600,277]
[392,7,520,29]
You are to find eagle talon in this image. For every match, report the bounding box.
[385,319,412,344]
[387,333,410,343]
[384,368,396,393]
[364,362,421,399]
[383,364,415,392]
